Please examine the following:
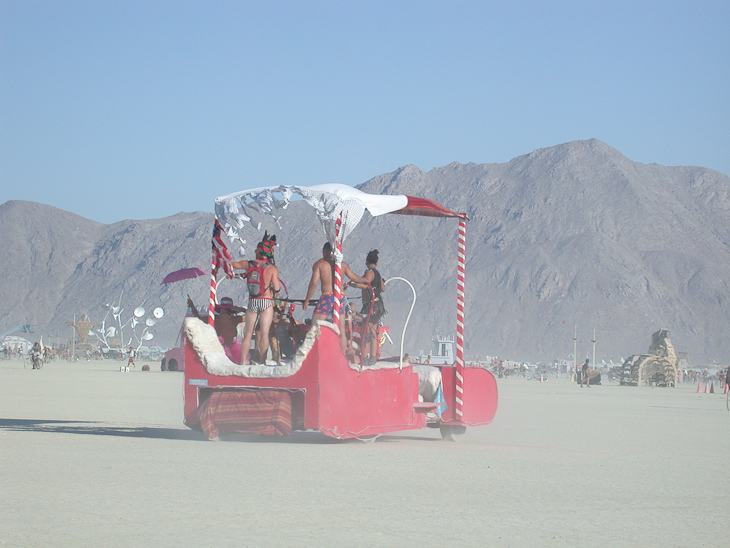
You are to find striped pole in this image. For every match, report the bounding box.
[455,219,467,419]
[207,257,217,326]
[332,212,343,326]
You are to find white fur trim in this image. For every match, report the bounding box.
[184,317,338,378]
[183,317,442,402]
[412,365,442,402]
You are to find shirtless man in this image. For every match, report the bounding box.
[231,238,280,364]
[303,242,367,352]
[187,295,245,363]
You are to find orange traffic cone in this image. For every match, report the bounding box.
[697,382,702,393]
[705,382,710,393]
[710,382,714,393]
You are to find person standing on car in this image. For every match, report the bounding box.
[232,236,280,364]
[349,249,386,366]
[303,242,367,355]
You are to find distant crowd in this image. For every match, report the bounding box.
[681,368,729,385]
[1,343,76,362]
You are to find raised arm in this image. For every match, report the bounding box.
[186,295,203,321]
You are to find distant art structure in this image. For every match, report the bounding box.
[66,293,165,359]
[69,313,97,343]
[68,313,99,358]
[619,329,680,387]
[86,292,164,354]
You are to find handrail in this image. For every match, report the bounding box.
[384,277,416,371]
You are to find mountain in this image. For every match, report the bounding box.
[2,139,729,365]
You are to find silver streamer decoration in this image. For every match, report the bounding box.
[214,185,370,258]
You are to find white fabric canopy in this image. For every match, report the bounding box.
[216,184,408,218]
[215,184,408,256]
[214,183,466,258]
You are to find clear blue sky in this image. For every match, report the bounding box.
[1,1,728,224]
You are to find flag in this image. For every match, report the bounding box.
[212,219,234,279]
[434,382,448,419]
[208,219,235,325]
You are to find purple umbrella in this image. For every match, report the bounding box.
[161,267,207,284]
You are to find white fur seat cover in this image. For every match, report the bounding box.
[184,317,333,378]
[412,365,442,402]
[184,317,443,398]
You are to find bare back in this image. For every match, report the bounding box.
[304,251,365,312]
[261,264,280,299]
[312,258,357,295]
[315,258,335,294]
[214,313,243,346]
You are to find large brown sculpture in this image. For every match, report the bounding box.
[620,329,678,387]
[69,313,98,344]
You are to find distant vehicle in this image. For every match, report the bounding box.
[161,313,196,371]
[101,347,126,361]
[162,346,184,371]
[418,334,456,364]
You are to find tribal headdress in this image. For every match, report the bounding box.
[256,231,277,260]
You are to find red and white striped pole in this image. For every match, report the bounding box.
[207,256,217,326]
[332,212,343,326]
[454,219,467,419]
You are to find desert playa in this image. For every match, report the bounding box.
[1,359,727,548]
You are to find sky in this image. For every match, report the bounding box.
[1,1,728,224]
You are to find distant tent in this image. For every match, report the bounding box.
[1,335,32,353]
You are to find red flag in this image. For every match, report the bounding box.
[208,219,234,325]
[212,219,234,279]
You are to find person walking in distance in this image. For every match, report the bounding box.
[127,346,136,369]
[581,359,591,387]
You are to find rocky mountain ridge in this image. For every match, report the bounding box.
[2,139,729,365]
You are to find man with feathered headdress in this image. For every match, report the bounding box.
[231,232,280,364]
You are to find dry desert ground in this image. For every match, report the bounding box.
[1,359,728,548]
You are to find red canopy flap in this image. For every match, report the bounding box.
[392,196,469,221]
